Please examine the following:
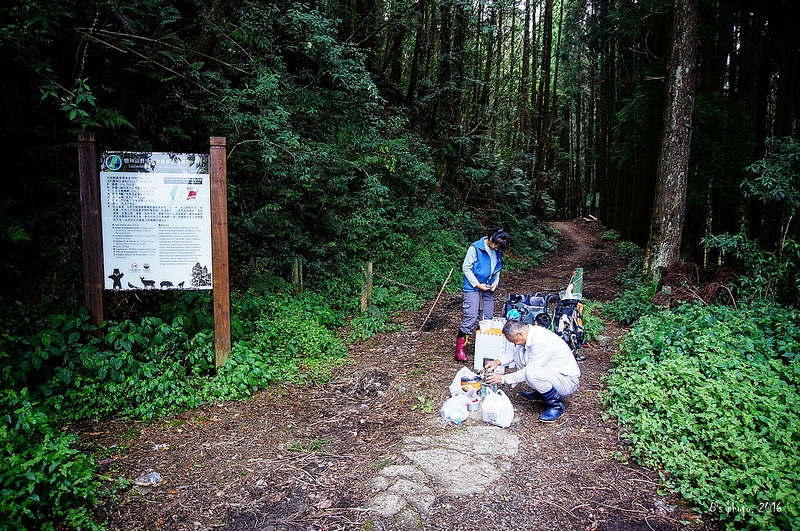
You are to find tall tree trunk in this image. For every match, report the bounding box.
[382,26,405,86]
[535,0,553,180]
[587,48,596,217]
[354,0,379,69]
[520,0,532,151]
[597,0,617,229]
[548,0,564,174]
[644,0,699,279]
[436,0,467,191]
[479,6,496,127]
[773,2,799,137]
[529,0,539,167]
[434,0,452,189]
[575,92,583,218]
[405,0,427,105]
[506,4,518,153]
[451,0,468,153]
[492,6,504,156]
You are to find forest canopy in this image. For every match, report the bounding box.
[2,0,799,313]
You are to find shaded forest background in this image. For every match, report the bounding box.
[2,0,799,312]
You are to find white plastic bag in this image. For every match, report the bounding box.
[449,367,478,397]
[440,394,471,424]
[481,387,514,428]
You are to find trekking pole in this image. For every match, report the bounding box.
[417,267,454,333]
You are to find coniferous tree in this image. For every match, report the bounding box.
[644,0,698,279]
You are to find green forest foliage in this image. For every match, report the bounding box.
[603,302,799,531]
[602,211,800,530]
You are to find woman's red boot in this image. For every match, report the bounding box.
[454,335,468,362]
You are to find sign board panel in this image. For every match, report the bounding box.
[100,151,212,291]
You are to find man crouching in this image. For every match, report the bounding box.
[482,319,580,422]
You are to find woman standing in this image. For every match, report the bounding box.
[455,227,509,362]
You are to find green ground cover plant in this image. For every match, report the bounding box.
[602,301,799,530]
[0,388,103,531]
[599,240,660,326]
[579,300,604,341]
[601,229,620,241]
[614,241,646,291]
[602,281,659,326]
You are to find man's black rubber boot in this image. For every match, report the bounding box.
[520,390,545,402]
[538,387,565,423]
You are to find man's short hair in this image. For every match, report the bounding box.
[502,319,526,338]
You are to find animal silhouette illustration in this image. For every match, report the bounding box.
[177,281,185,289]
[140,277,156,289]
[160,281,173,289]
[127,282,139,290]
[108,269,124,290]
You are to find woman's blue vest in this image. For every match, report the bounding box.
[462,238,503,292]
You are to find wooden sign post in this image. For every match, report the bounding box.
[210,137,231,368]
[77,133,105,335]
[360,261,373,312]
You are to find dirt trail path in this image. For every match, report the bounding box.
[84,220,717,531]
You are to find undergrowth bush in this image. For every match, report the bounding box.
[597,239,661,325]
[204,295,348,402]
[703,137,800,307]
[704,231,799,306]
[615,240,645,291]
[603,301,799,530]
[0,388,102,530]
[602,281,659,325]
[580,299,604,341]
[601,229,620,241]
[347,305,399,342]
[14,291,352,421]
[509,218,559,261]
[0,290,351,529]
[38,314,213,421]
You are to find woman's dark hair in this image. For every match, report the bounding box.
[488,227,509,251]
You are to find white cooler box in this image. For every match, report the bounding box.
[473,330,514,372]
